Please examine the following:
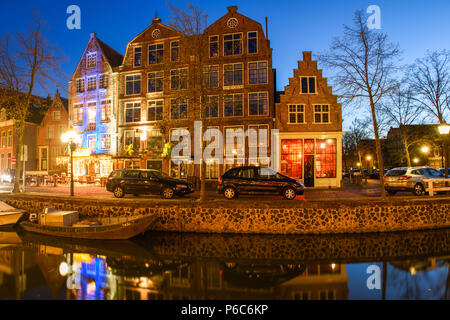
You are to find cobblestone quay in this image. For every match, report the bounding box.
[2,194,450,235]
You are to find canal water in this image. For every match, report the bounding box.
[0,228,449,300]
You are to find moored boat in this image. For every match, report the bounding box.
[19,208,158,240]
[0,201,26,227]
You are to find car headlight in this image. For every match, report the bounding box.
[296,181,305,188]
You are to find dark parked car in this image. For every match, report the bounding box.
[106,169,195,199]
[439,168,450,178]
[217,166,305,200]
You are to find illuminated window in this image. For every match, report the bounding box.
[249,61,267,84]
[301,77,316,94]
[99,74,108,89]
[52,111,61,121]
[134,47,142,66]
[224,63,243,87]
[288,105,305,124]
[1,132,6,148]
[170,98,188,119]
[206,159,219,180]
[148,71,163,93]
[87,76,96,91]
[281,139,303,179]
[249,92,268,116]
[124,130,140,150]
[224,94,243,117]
[147,100,163,121]
[248,31,258,54]
[125,75,141,95]
[46,126,54,139]
[88,135,96,152]
[101,134,111,149]
[314,105,330,123]
[76,79,85,93]
[224,33,242,56]
[204,96,218,118]
[203,65,219,88]
[73,104,83,125]
[170,68,188,90]
[86,52,97,69]
[316,138,336,178]
[171,41,179,62]
[7,130,12,147]
[125,102,141,123]
[148,44,163,64]
[101,100,111,122]
[87,108,96,131]
[209,36,219,58]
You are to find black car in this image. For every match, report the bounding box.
[217,166,305,200]
[106,169,195,199]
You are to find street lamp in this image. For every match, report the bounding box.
[421,146,430,154]
[61,130,79,197]
[438,124,450,180]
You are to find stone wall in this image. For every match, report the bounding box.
[2,194,450,235]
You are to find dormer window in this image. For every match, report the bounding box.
[86,52,97,69]
[301,77,316,94]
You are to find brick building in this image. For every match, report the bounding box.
[36,92,69,173]
[68,33,123,180]
[275,52,344,188]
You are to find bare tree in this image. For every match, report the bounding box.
[380,84,424,166]
[317,10,401,199]
[343,118,370,170]
[166,2,210,202]
[0,12,65,193]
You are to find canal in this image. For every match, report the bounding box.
[0,228,449,300]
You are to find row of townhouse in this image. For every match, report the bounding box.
[67,6,344,188]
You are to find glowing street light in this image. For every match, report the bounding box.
[421,146,430,154]
[413,158,420,164]
[61,130,79,197]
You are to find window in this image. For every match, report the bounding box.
[248,31,258,54]
[149,44,164,64]
[171,68,188,90]
[73,104,83,125]
[224,33,242,56]
[7,153,11,169]
[46,126,54,139]
[170,98,188,120]
[281,139,303,179]
[76,79,85,93]
[249,92,268,116]
[288,105,305,124]
[146,130,163,156]
[99,74,108,89]
[148,71,163,93]
[147,100,163,121]
[224,63,243,87]
[88,135,96,152]
[248,124,269,149]
[206,160,219,180]
[101,100,111,122]
[52,111,61,121]
[7,130,12,147]
[209,36,219,58]
[301,76,316,94]
[1,132,5,148]
[134,47,142,66]
[124,130,140,150]
[316,139,336,178]
[249,61,267,84]
[224,94,243,117]
[125,102,141,123]
[204,96,218,118]
[171,41,179,62]
[87,77,96,91]
[126,75,141,95]
[238,167,255,178]
[86,52,97,69]
[101,134,111,150]
[203,65,219,88]
[314,105,330,123]
[87,108,96,131]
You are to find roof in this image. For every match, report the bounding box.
[96,37,124,67]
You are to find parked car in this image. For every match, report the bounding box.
[106,169,195,199]
[384,166,445,196]
[217,166,305,200]
[439,168,450,178]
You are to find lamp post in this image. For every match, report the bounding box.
[61,130,79,197]
[438,124,450,181]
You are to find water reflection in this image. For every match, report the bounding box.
[0,228,449,300]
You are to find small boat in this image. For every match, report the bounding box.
[19,208,158,240]
[0,201,26,227]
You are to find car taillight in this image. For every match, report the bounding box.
[218,177,222,185]
[107,172,113,180]
[398,176,410,180]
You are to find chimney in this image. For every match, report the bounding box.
[90,32,96,39]
[152,17,162,24]
[303,51,312,61]
[227,6,238,14]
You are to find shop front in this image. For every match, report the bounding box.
[70,148,114,182]
[276,132,343,188]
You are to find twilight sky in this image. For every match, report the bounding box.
[1,0,450,130]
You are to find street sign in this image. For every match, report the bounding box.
[23,145,28,162]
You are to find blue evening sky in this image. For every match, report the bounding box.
[1,0,450,129]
